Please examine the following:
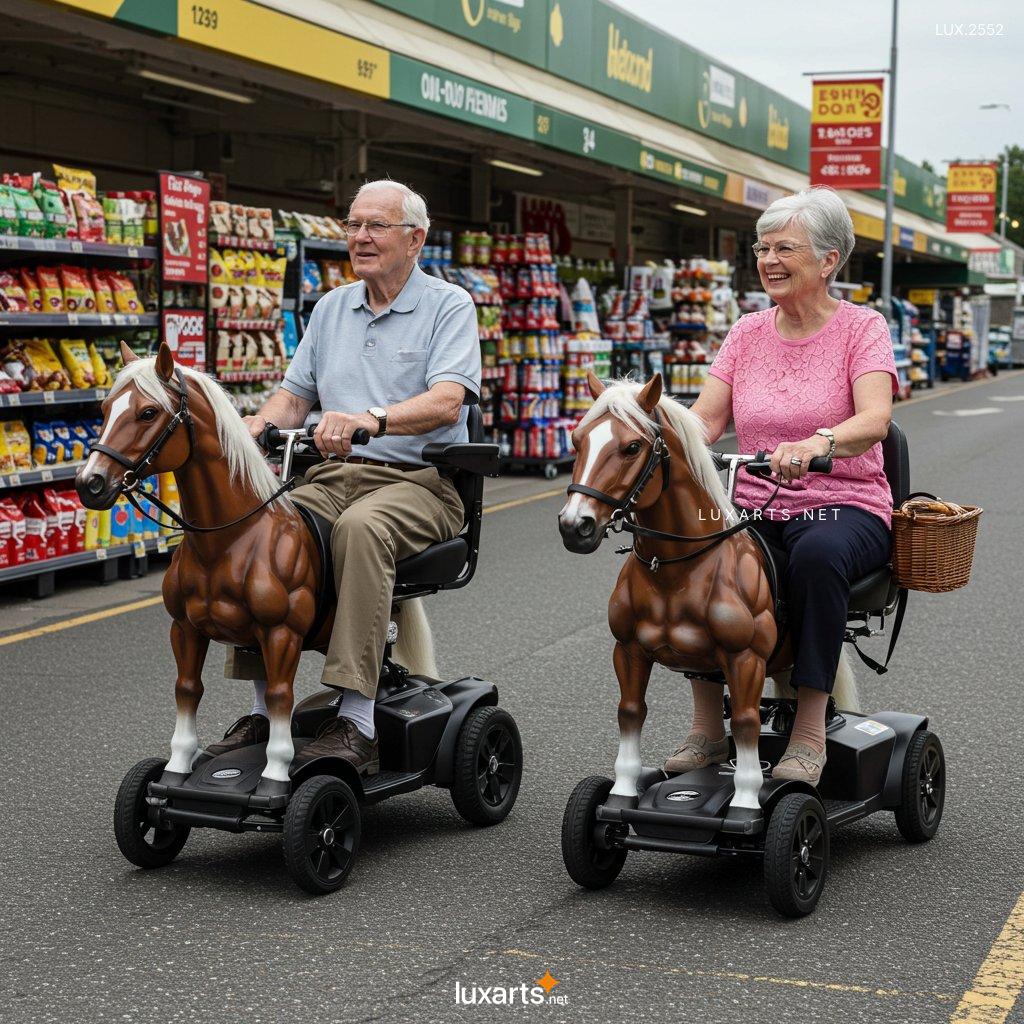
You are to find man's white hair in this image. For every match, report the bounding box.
[755,186,855,284]
[352,179,430,233]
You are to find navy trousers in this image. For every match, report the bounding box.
[743,505,891,693]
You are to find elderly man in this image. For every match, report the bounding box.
[209,179,480,774]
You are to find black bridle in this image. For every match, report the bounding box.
[566,410,781,571]
[89,367,293,534]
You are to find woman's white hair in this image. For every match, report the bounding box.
[755,186,854,284]
[352,179,430,233]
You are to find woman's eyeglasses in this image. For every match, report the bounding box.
[752,242,813,259]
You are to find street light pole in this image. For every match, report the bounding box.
[880,0,899,312]
[1000,148,1009,239]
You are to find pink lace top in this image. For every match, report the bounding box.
[708,301,899,525]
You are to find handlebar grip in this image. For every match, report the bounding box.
[260,423,282,450]
[351,427,371,446]
[808,455,833,474]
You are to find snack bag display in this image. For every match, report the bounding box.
[210,201,231,235]
[0,182,18,235]
[231,204,248,237]
[9,184,45,237]
[320,260,344,290]
[71,191,105,241]
[209,249,229,312]
[109,495,132,544]
[0,497,27,566]
[157,472,180,534]
[34,179,70,238]
[0,270,30,312]
[0,430,14,474]
[90,269,116,313]
[0,498,14,567]
[58,339,96,388]
[31,420,61,465]
[86,343,111,388]
[19,268,42,312]
[106,270,141,313]
[19,493,53,561]
[51,421,78,461]
[23,339,72,390]
[302,260,322,294]
[3,418,32,470]
[59,264,97,312]
[36,266,64,312]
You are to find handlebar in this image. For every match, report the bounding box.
[711,449,833,477]
[260,422,371,451]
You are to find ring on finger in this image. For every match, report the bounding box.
[790,457,803,466]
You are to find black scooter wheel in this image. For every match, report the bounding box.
[282,775,361,895]
[450,706,523,825]
[764,792,829,917]
[561,776,627,889]
[894,730,945,842]
[114,757,190,869]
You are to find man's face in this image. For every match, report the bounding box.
[347,190,424,281]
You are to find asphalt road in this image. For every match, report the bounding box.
[2,372,1023,1024]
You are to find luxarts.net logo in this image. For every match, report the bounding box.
[454,970,567,1006]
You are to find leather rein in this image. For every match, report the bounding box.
[90,367,294,534]
[565,409,781,571]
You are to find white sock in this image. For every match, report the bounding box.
[250,679,268,719]
[337,688,376,740]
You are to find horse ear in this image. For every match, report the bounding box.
[637,373,663,413]
[586,370,606,400]
[155,342,175,382]
[119,340,139,364]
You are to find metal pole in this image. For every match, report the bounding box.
[881,0,899,311]
[1000,147,1009,238]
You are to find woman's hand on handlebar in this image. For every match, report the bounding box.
[770,434,832,483]
[312,411,378,458]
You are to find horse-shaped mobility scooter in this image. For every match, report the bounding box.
[77,342,523,894]
[558,372,944,916]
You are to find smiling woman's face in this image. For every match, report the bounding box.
[756,220,837,304]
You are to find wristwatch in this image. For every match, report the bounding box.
[367,407,388,437]
[815,427,836,459]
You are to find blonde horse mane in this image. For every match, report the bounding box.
[580,379,735,523]
[108,358,286,505]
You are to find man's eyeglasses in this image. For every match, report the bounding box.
[752,242,813,259]
[344,220,417,239]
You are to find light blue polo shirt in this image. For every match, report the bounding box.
[282,265,481,465]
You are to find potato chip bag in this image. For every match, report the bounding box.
[231,204,248,237]
[19,268,42,312]
[225,249,246,285]
[210,201,231,235]
[87,342,111,388]
[34,179,70,238]
[31,421,60,465]
[320,260,344,290]
[70,420,93,457]
[106,270,141,313]
[59,339,96,388]
[35,266,64,312]
[51,421,79,461]
[0,271,30,312]
[4,419,33,469]
[23,339,71,390]
[90,270,116,314]
[60,264,97,312]
[0,432,15,475]
[0,182,19,235]
[102,195,123,244]
[10,185,45,237]
[72,191,105,241]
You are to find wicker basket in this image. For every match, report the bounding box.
[891,491,983,593]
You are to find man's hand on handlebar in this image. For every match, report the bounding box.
[769,434,832,483]
[313,411,379,458]
[243,415,268,445]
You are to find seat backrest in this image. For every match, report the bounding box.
[883,420,910,508]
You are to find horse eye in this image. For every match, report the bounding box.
[140,407,158,421]
[625,441,643,456]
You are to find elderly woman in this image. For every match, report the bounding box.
[672,186,898,784]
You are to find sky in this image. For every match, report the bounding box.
[629,0,1021,171]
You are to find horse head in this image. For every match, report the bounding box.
[559,372,668,553]
[76,341,194,510]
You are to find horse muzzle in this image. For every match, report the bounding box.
[558,510,603,554]
[75,463,121,510]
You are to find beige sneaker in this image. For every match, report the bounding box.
[664,733,729,774]
[773,743,827,785]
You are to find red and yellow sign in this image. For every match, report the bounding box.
[809,78,883,189]
[945,163,998,232]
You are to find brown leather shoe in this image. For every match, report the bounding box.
[206,714,269,756]
[294,717,379,776]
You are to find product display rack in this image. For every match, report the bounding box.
[294,237,349,335]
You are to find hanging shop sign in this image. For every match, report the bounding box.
[809,78,883,189]
[161,309,207,368]
[158,172,210,284]
[390,55,535,139]
[946,163,998,233]
[968,247,1015,277]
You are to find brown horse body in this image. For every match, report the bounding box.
[78,343,331,786]
[560,373,784,810]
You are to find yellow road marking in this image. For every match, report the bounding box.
[503,947,952,1004]
[484,488,564,514]
[0,595,164,648]
[950,891,1024,1023]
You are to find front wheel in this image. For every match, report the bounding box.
[894,731,945,842]
[114,757,190,868]
[450,706,523,825]
[282,775,361,895]
[763,792,829,917]
[562,776,627,889]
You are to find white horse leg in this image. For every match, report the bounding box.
[725,652,766,812]
[730,729,764,810]
[258,628,302,784]
[261,713,294,782]
[167,709,199,774]
[166,622,208,774]
[610,730,642,797]
[609,643,652,800]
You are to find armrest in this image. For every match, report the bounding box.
[421,442,501,477]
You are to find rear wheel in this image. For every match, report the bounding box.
[894,731,945,842]
[450,706,523,825]
[282,775,361,895]
[114,757,190,868]
[763,792,829,917]
[562,776,627,889]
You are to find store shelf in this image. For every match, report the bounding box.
[0,312,158,328]
[213,369,285,383]
[0,235,157,259]
[298,238,348,254]
[0,533,181,588]
[212,317,281,331]
[0,461,84,491]
[210,234,276,252]
[0,387,108,408]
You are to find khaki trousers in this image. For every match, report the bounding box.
[225,461,464,698]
